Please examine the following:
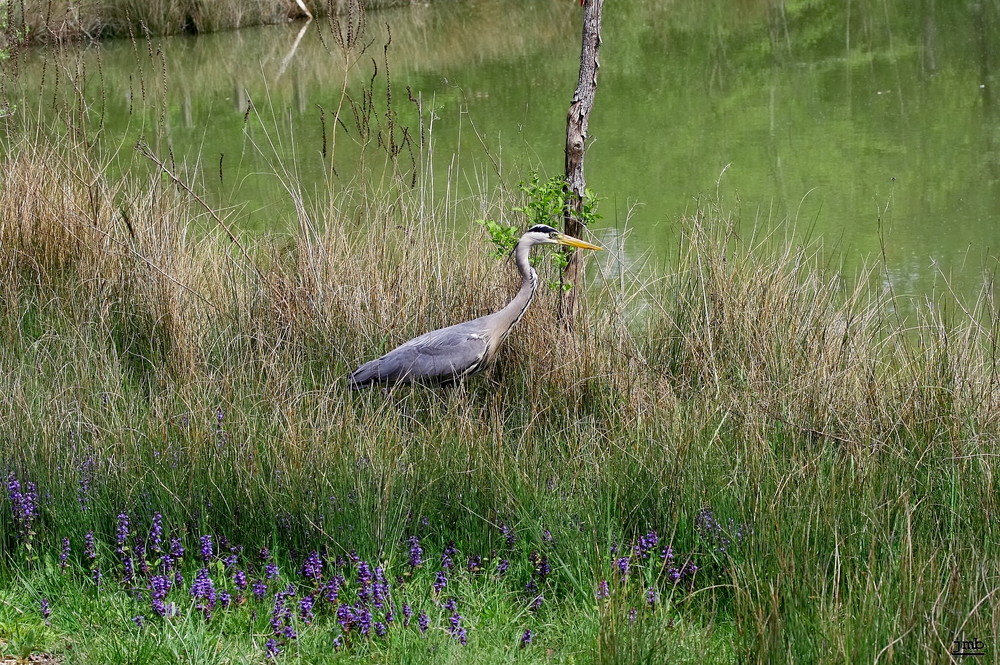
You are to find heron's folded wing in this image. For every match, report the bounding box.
[348,321,490,386]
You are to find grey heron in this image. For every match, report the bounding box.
[347,224,602,388]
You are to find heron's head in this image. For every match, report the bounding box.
[525,224,603,251]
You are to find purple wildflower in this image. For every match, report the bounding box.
[407,535,423,568]
[6,474,38,541]
[133,615,145,627]
[60,538,71,572]
[542,529,553,543]
[150,575,171,616]
[418,612,429,633]
[372,566,389,609]
[148,514,164,554]
[696,507,747,553]
[467,554,482,572]
[501,523,516,548]
[84,531,96,561]
[432,570,447,595]
[520,629,533,648]
[448,612,467,645]
[77,455,94,511]
[264,638,280,659]
[637,530,658,558]
[356,560,373,603]
[321,575,343,603]
[199,535,213,563]
[668,561,699,583]
[596,579,609,600]
[40,598,51,620]
[402,603,413,627]
[530,551,551,579]
[270,594,293,638]
[252,579,268,600]
[299,595,315,623]
[149,575,169,601]
[530,595,544,612]
[616,557,630,579]
[301,551,323,582]
[233,569,248,590]
[646,587,658,607]
[122,555,135,584]
[355,605,373,635]
[628,607,638,624]
[496,559,510,577]
[374,622,387,637]
[441,541,458,569]
[115,513,130,555]
[169,535,184,560]
[190,568,217,619]
[265,562,279,579]
[92,567,102,587]
[336,604,355,632]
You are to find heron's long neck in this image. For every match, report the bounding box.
[493,238,538,339]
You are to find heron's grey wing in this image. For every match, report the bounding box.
[348,319,491,388]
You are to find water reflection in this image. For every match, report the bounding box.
[5,0,1000,300]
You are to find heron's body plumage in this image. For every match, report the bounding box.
[347,318,491,386]
[347,224,600,388]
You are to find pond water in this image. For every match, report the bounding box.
[7,0,1000,301]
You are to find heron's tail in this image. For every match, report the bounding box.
[346,361,380,389]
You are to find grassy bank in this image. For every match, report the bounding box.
[0,121,997,663]
[2,0,409,47]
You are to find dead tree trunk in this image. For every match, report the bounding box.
[560,0,604,329]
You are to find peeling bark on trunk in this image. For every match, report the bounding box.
[560,0,603,329]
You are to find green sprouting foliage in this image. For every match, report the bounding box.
[480,172,603,290]
[514,172,602,230]
[516,172,602,289]
[476,218,520,259]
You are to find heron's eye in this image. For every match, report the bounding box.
[549,232,558,239]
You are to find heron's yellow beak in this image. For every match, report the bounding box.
[555,233,603,251]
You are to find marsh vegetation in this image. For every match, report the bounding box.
[0,1,998,663]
